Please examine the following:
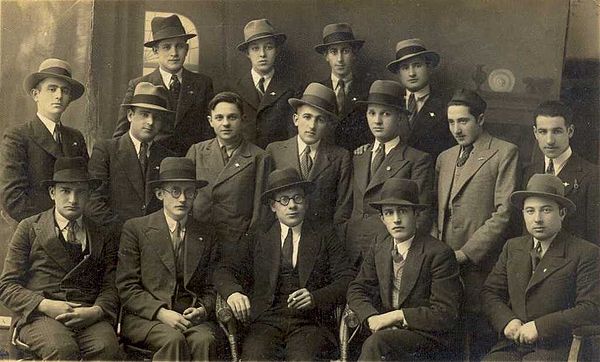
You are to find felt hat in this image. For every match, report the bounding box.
[288,83,338,120]
[144,15,196,48]
[314,23,364,54]
[41,157,101,189]
[237,19,287,51]
[23,58,85,100]
[510,174,576,213]
[147,157,208,188]
[386,38,440,73]
[121,82,174,113]
[261,168,314,204]
[356,80,408,112]
[369,178,428,210]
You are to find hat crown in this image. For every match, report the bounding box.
[300,82,336,111]
[266,168,304,193]
[322,23,354,39]
[157,157,197,182]
[37,58,72,76]
[525,174,566,197]
[449,88,487,113]
[48,156,95,185]
[394,38,427,53]
[379,178,421,206]
[243,19,276,41]
[369,80,403,98]
[146,14,195,47]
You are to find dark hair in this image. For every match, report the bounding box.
[533,100,573,127]
[447,100,485,119]
[208,91,244,116]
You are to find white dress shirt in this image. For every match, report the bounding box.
[129,132,152,159]
[55,209,87,251]
[251,68,275,93]
[372,136,400,162]
[164,211,187,248]
[159,68,183,90]
[545,147,572,176]
[280,222,303,268]
[405,85,431,113]
[37,112,59,137]
[297,136,320,162]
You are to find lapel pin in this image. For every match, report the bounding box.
[155,166,160,170]
[573,179,580,190]
[543,268,547,273]
[478,157,485,161]
[352,97,357,101]
[563,181,570,188]
[73,142,78,146]
[234,162,240,168]
[270,92,276,96]
[198,237,203,241]
[386,166,392,171]
[189,91,194,95]
[429,112,435,117]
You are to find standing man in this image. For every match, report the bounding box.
[214,168,354,361]
[482,174,600,361]
[0,58,89,223]
[387,38,454,160]
[186,91,265,254]
[523,100,599,245]
[112,14,214,156]
[435,89,519,359]
[234,19,299,148]
[117,157,220,360]
[0,157,120,360]
[348,178,462,361]
[315,23,372,151]
[88,82,175,227]
[265,83,352,239]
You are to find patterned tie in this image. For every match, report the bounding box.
[546,159,555,175]
[66,220,77,244]
[139,142,149,176]
[407,93,417,126]
[370,144,385,179]
[456,144,473,167]
[257,77,266,98]
[169,74,181,105]
[531,241,542,274]
[282,228,294,269]
[391,247,405,309]
[336,79,346,114]
[53,122,62,145]
[300,146,313,180]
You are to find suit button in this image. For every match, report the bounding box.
[141,204,146,210]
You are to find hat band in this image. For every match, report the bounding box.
[528,185,562,197]
[268,176,304,192]
[52,169,91,182]
[300,94,336,113]
[381,189,420,205]
[158,169,196,182]
[245,31,277,43]
[153,26,188,41]
[323,31,356,44]
[129,94,168,109]
[367,92,403,108]
[395,45,427,60]
[40,66,72,78]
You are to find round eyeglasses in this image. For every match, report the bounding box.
[161,187,197,199]
[273,194,305,206]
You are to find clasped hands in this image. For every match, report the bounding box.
[38,299,103,329]
[227,288,314,323]
[504,318,539,345]
[156,306,207,332]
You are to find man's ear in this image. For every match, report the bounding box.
[292,113,299,127]
[559,207,567,221]
[155,188,164,200]
[477,113,485,127]
[48,185,56,200]
[127,108,134,123]
[567,124,575,139]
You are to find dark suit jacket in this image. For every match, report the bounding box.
[214,221,354,325]
[523,152,599,245]
[87,134,175,227]
[347,234,462,347]
[264,137,352,233]
[186,138,266,245]
[0,209,119,332]
[318,76,372,151]
[116,210,219,343]
[0,117,89,222]
[112,67,214,155]
[405,89,455,161]
[234,71,299,149]
[482,232,600,353]
[347,142,434,263]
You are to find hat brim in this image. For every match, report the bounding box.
[144,33,196,48]
[386,51,440,73]
[369,199,429,210]
[314,40,365,54]
[121,103,175,113]
[237,33,287,51]
[24,73,85,101]
[510,190,576,214]
[288,98,339,121]
[354,100,410,114]
[41,178,102,190]
[147,178,209,189]
[261,180,315,205]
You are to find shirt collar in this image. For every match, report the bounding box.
[297,135,320,155]
[533,236,555,258]
[159,67,183,89]
[406,85,431,100]
[163,210,187,233]
[251,68,275,87]
[393,235,415,258]
[128,131,153,155]
[37,112,59,136]
[217,137,242,157]
[280,222,303,240]
[331,73,353,90]
[545,147,572,175]
[54,208,83,232]
[373,136,400,156]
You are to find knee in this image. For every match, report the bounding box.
[85,334,122,360]
[40,337,80,360]
[162,329,187,349]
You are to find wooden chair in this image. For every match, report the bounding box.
[568,325,600,362]
[338,305,361,362]
[116,307,153,361]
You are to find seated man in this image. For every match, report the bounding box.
[214,168,354,360]
[0,157,120,360]
[347,178,462,361]
[117,157,220,360]
[481,174,600,361]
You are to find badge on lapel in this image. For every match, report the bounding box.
[386,166,392,171]
[270,92,276,96]
[234,162,240,168]
[73,142,78,146]
[429,112,435,117]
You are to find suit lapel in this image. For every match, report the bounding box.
[308,143,332,181]
[30,117,62,159]
[396,236,425,307]
[512,237,534,295]
[145,212,176,276]
[35,210,78,272]
[264,223,282,294]
[438,146,460,213]
[298,224,320,287]
[215,140,254,187]
[280,137,302,172]
[366,144,410,193]
[526,233,570,292]
[354,145,372,194]
[116,135,145,201]
[258,71,290,112]
[450,132,497,201]
[375,236,393,307]
[176,69,196,126]
[557,153,585,196]
[183,220,206,287]
[238,73,260,111]
[205,139,226,175]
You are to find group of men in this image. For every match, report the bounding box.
[0,13,598,362]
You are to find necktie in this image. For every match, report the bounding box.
[546,159,555,175]
[257,77,266,98]
[300,146,313,180]
[407,93,417,126]
[172,221,183,254]
[66,220,77,244]
[391,246,405,309]
[53,122,62,145]
[531,241,542,274]
[456,144,473,167]
[370,144,385,179]
[139,142,149,176]
[220,145,230,165]
[336,79,346,114]
[169,74,181,104]
[282,228,293,269]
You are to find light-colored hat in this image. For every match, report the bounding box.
[237,19,287,51]
[386,38,440,73]
[23,58,85,100]
[314,23,364,54]
[144,15,196,48]
[288,83,339,120]
[121,82,174,113]
[510,174,576,213]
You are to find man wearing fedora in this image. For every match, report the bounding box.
[523,100,599,245]
[386,38,454,161]
[0,157,121,360]
[186,91,266,255]
[233,18,299,149]
[434,89,519,358]
[315,23,372,151]
[117,157,221,360]
[347,178,462,361]
[112,14,214,156]
[481,174,600,361]
[88,82,176,228]
[347,80,433,267]
[214,168,353,360]
[0,58,89,224]
[264,83,352,240]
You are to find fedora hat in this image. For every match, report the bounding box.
[261,168,315,204]
[41,157,101,189]
[356,80,408,112]
[288,83,339,120]
[144,15,196,48]
[448,88,487,116]
[370,178,428,210]
[23,58,85,100]
[386,38,440,73]
[148,157,208,188]
[314,23,364,54]
[237,19,287,51]
[121,82,174,113]
[510,174,576,213]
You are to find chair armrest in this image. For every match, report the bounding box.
[343,305,360,329]
[216,294,234,323]
[339,305,360,362]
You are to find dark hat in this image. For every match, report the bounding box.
[386,38,440,73]
[41,157,101,189]
[121,82,174,113]
[356,80,408,112]
[510,174,576,213]
[369,178,428,210]
[448,88,487,115]
[237,19,287,51]
[23,58,85,100]
[261,168,315,204]
[288,83,339,120]
[314,23,364,54]
[147,157,208,188]
[144,15,196,48]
